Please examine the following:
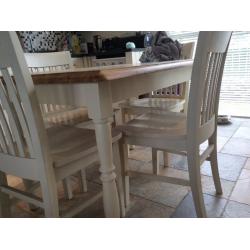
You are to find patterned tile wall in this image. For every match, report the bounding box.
[18,31,69,52]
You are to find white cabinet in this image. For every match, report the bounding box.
[92,57,126,67]
[125,51,144,64]
[71,57,84,68]
[92,51,144,67]
[71,56,95,68]
[72,51,144,68]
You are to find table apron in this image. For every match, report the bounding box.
[35,65,192,106]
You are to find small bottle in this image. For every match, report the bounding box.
[144,32,153,48]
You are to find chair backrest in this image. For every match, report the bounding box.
[151,41,195,98]
[0,32,51,180]
[24,51,73,72]
[187,31,232,144]
[25,51,75,114]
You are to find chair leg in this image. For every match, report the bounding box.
[121,109,135,151]
[0,172,11,217]
[121,108,127,125]
[80,169,88,193]
[113,141,126,217]
[119,140,130,209]
[23,179,39,210]
[209,134,222,195]
[41,179,59,218]
[152,148,160,175]
[163,151,169,168]
[187,149,207,218]
[63,177,73,200]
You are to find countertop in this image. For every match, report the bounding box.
[71,48,145,58]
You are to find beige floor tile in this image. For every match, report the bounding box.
[159,166,189,180]
[128,158,152,172]
[241,120,250,128]
[125,195,175,218]
[129,146,152,162]
[130,175,189,208]
[158,167,235,199]
[200,136,230,152]
[172,192,227,218]
[222,200,250,218]
[77,194,175,218]
[244,158,250,170]
[221,137,250,157]
[230,169,250,205]
[201,175,235,199]
[201,153,246,181]
[233,127,250,140]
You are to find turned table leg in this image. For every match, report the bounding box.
[76,82,121,217]
[93,118,120,218]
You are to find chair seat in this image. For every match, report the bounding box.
[121,98,185,113]
[117,112,188,151]
[47,126,122,167]
[43,107,91,127]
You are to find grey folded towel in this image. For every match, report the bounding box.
[140,31,182,63]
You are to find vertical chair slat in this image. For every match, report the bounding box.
[1,68,34,157]
[0,76,25,157]
[209,54,223,119]
[205,53,220,122]
[0,104,16,155]
[201,52,214,125]
[0,121,8,153]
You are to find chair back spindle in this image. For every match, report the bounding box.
[187,31,232,142]
[24,51,77,125]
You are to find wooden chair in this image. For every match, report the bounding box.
[0,32,124,217]
[120,42,195,167]
[117,31,232,217]
[24,51,91,128]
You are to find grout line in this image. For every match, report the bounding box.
[218,118,250,153]
[130,193,178,210]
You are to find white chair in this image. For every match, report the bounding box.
[24,51,91,128]
[117,31,232,217]
[25,51,93,200]
[120,42,195,167]
[0,32,124,217]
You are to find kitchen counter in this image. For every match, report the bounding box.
[71,48,145,58]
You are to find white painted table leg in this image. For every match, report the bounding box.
[76,82,121,217]
[94,119,120,218]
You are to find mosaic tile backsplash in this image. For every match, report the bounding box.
[18,31,69,52]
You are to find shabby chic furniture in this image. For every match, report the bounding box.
[31,59,193,217]
[0,32,124,217]
[117,31,232,217]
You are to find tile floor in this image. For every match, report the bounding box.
[7,117,250,218]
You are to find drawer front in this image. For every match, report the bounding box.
[93,57,126,67]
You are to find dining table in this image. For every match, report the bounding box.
[31,59,193,218]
